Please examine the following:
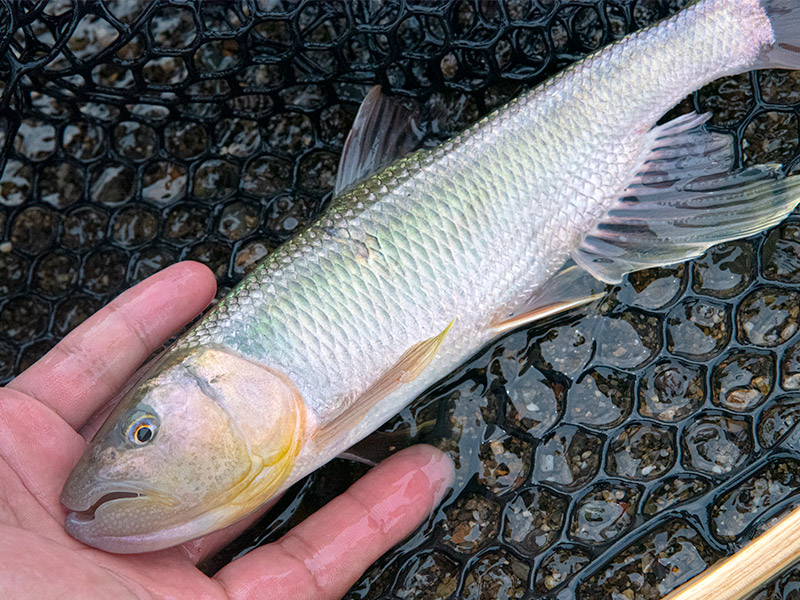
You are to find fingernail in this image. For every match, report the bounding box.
[417,446,455,506]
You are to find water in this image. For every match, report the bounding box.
[2,1,800,598]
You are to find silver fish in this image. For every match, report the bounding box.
[61,0,800,553]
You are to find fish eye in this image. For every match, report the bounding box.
[127,414,158,446]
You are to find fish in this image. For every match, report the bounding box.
[61,0,800,554]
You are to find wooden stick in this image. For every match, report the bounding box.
[663,504,800,600]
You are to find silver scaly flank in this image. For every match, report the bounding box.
[61,0,800,554]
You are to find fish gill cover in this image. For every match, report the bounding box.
[1,0,800,598]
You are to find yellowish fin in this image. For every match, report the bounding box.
[490,263,606,335]
[314,320,453,449]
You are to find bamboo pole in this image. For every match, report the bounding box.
[663,504,800,600]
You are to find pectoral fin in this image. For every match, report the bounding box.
[338,429,422,467]
[490,263,607,335]
[314,321,454,449]
[337,451,378,467]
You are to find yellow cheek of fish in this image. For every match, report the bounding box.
[184,346,307,515]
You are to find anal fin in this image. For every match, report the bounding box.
[574,111,800,284]
[314,320,453,449]
[490,263,607,335]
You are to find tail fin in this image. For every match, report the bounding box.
[757,0,800,68]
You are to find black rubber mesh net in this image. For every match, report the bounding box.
[3,1,800,598]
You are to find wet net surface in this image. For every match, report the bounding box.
[3,1,800,598]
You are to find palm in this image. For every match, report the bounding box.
[0,387,227,599]
[0,263,453,600]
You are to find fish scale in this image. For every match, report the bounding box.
[62,0,800,558]
[181,0,769,428]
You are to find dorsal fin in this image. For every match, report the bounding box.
[334,85,424,195]
[572,112,800,284]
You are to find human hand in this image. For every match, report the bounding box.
[0,262,454,599]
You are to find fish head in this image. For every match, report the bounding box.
[61,346,306,553]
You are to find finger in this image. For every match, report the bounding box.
[7,262,217,430]
[214,445,455,600]
[183,499,278,565]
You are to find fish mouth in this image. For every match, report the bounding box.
[65,491,140,522]
[62,484,188,553]
[61,485,240,554]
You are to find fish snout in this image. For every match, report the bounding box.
[60,476,183,553]
[61,489,140,523]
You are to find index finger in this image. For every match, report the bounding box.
[7,262,216,430]
[214,445,455,600]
